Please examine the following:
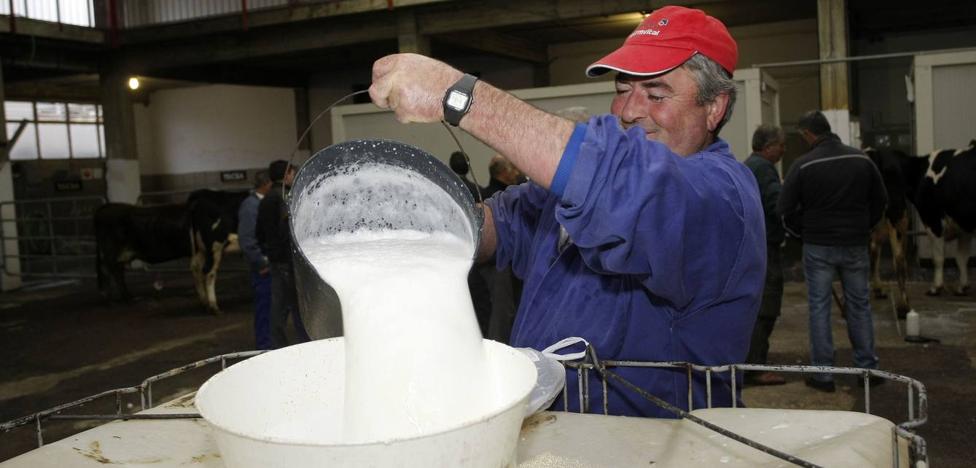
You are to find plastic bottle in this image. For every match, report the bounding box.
[905,309,920,338]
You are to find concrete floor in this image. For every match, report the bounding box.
[0,271,974,466]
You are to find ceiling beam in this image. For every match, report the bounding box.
[439,30,548,64]
[121,16,398,73]
[120,0,451,44]
[0,16,104,43]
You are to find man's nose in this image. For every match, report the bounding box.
[615,93,644,124]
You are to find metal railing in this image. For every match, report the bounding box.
[562,346,928,468]
[0,348,928,467]
[0,195,106,279]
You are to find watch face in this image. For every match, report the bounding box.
[446,90,470,111]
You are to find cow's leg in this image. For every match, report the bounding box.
[926,229,946,296]
[954,230,972,296]
[869,222,888,299]
[205,241,225,315]
[190,233,208,309]
[890,216,911,315]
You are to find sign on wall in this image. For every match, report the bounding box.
[220,170,247,183]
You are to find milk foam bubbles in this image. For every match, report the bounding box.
[301,229,491,443]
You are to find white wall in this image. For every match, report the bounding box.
[135,84,297,175]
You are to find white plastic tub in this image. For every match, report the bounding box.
[195,338,537,468]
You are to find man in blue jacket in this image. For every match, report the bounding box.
[369,5,764,417]
[238,170,273,350]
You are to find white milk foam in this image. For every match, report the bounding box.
[296,165,492,443]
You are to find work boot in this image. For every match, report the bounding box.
[804,377,836,393]
[745,371,786,386]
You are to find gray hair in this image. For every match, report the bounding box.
[751,124,784,152]
[680,53,737,135]
[253,170,271,189]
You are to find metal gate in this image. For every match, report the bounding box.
[0,195,107,279]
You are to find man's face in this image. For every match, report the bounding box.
[762,138,786,164]
[284,167,297,187]
[610,68,726,157]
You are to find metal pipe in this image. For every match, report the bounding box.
[752,46,976,69]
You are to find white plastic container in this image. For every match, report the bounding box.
[195,338,537,468]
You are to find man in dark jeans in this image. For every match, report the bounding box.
[779,111,887,392]
[744,124,787,386]
[257,160,310,349]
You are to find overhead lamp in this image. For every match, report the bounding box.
[128,77,140,90]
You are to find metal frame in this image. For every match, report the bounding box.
[0,195,106,279]
[0,351,263,447]
[1,348,927,467]
[561,345,928,468]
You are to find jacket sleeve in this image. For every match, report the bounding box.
[485,182,552,279]
[777,160,802,237]
[256,195,275,252]
[238,198,267,270]
[551,116,755,309]
[758,165,781,221]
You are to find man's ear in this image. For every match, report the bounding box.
[705,93,731,132]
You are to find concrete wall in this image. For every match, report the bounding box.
[133,84,298,193]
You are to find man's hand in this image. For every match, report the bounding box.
[370,54,463,123]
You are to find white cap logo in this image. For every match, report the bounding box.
[658,18,669,26]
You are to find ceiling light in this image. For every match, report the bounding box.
[128,77,140,90]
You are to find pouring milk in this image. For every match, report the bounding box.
[296,163,493,443]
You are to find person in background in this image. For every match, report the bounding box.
[449,151,485,201]
[483,155,525,199]
[257,160,310,349]
[369,5,764,417]
[778,110,887,392]
[743,125,787,386]
[238,170,274,350]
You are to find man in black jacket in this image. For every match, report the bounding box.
[257,160,310,349]
[744,124,787,386]
[779,111,887,392]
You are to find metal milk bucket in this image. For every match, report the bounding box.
[287,139,483,340]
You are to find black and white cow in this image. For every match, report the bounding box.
[865,147,914,314]
[185,189,248,313]
[94,189,248,314]
[914,141,976,296]
[866,141,975,300]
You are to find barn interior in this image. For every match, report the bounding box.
[1,0,975,467]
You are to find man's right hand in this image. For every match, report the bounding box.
[369,53,463,124]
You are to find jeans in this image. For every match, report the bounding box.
[251,270,273,350]
[803,244,879,381]
[270,262,311,349]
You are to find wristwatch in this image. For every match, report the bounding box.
[442,73,478,126]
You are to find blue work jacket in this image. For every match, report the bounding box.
[486,115,765,417]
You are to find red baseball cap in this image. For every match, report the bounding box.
[586,6,738,77]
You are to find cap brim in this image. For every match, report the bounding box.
[586,45,696,77]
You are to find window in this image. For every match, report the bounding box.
[4,101,105,160]
[0,0,95,27]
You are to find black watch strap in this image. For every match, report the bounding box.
[442,73,478,126]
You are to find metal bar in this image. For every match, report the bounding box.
[686,364,693,411]
[598,367,822,468]
[864,372,871,414]
[908,383,915,421]
[752,46,976,69]
[8,0,15,34]
[55,0,61,30]
[730,365,737,408]
[48,413,201,421]
[890,428,899,468]
[35,415,42,447]
[706,369,712,409]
